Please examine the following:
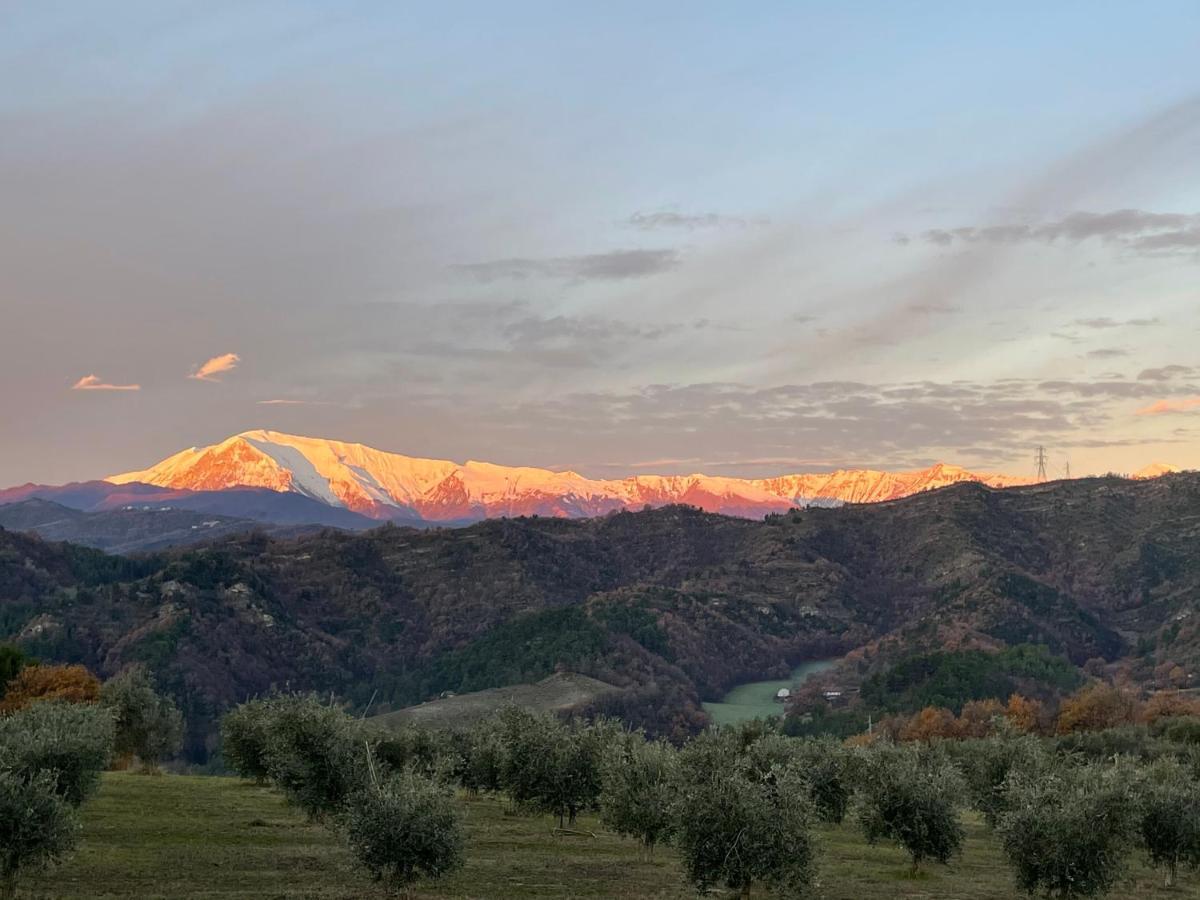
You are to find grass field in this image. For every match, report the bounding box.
[22,772,1200,899]
[702,659,837,727]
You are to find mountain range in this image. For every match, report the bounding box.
[105,429,1036,521]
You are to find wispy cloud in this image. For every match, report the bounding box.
[453,249,680,283]
[911,209,1200,258]
[1136,397,1200,416]
[190,352,240,382]
[626,210,765,231]
[71,374,140,392]
[1073,316,1161,329]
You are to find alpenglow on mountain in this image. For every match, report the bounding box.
[106,430,1032,522]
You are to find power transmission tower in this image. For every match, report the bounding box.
[1035,446,1048,482]
[1063,460,1071,480]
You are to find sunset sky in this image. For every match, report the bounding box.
[2,2,1199,485]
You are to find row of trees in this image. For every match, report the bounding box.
[0,655,184,896]
[864,684,1200,744]
[219,694,1200,897]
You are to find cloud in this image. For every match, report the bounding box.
[71,374,140,392]
[190,352,240,382]
[1073,317,1161,329]
[1136,397,1200,416]
[1138,365,1194,381]
[626,211,765,231]
[256,398,307,406]
[912,209,1200,258]
[453,249,681,283]
[1086,348,1128,359]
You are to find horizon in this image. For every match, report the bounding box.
[3,4,1199,485]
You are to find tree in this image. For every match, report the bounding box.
[0,770,78,898]
[1138,758,1200,887]
[495,707,616,827]
[856,743,965,875]
[0,646,28,698]
[341,764,465,894]
[261,694,365,820]
[220,699,274,783]
[0,702,114,806]
[674,732,817,898]
[1141,691,1200,725]
[100,666,183,770]
[1005,693,1043,734]
[956,698,1006,738]
[998,762,1139,898]
[0,664,100,713]
[954,735,1049,828]
[599,731,678,853]
[1056,683,1138,734]
[899,706,958,742]
[789,737,856,825]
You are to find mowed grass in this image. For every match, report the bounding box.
[22,772,1200,899]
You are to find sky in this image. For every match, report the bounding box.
[1,1,1199,485]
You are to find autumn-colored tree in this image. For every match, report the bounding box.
[899,706,958,742]
[1055,683,1139,735]
[1004,693,1043,734]
[0,665,101,714]
[956,699,1006,739]
[1140,690,1200,725]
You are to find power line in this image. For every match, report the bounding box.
[1035,446,1048,482]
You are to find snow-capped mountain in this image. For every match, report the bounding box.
[105,430,1033,522]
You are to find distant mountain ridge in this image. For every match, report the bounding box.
[105,429,1035,522]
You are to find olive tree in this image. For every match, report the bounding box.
[341,765,465,894]
[790,737,856,825]
[220,699,274,783]
[856,742,966,875]
[674,731,818,898]
[1138,757,1200,888]
[998,762,1139,898]
[260,694,366,820]
[0,770,78,898]
[0,702,114,806]
[954,734,1050,828]
[100,666,183,770]
[599,731,678,854]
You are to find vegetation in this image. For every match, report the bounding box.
[100,665,183,770]
[341,765,465,892]
[0,702,114,805]
[1138,758,1200,887]
[856,743,966,875]
[598,731,678,852]
[0,770,78,898]
[0,663,100,713]
[999,762,1140,898]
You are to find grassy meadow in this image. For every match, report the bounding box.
[702,659,837,727]
[21,772,1200,899]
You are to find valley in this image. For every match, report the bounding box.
[702,659,837,726]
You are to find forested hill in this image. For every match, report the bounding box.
[2,472,1199,759]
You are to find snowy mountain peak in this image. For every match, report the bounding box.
[107,431,1035,522]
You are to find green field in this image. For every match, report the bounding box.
[702,659,837,727]
[22,772,1199,899]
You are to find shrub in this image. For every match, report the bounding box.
[0,703,114,805]
[341,766,465,892]
[0,664,100,713]
[261,695,365,820]
[856,743,965,874]
[220,699,274,783]
[100,666,183,769]
[374,727,450,782]
[599,731,678,853]
[674,735,817,897]
[1138,757,1200,887]
[998,761,1139,897]
[1141,691,1200,725]
[0,770,78,897]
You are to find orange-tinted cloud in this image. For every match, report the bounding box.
[1135,396,1200,416]
[71,374,140,392]
[190,352,240,382]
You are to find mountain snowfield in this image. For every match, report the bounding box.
[107,430,1041,522]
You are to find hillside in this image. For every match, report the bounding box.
[2,472,1199,757]
[105,429,1032,521]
